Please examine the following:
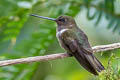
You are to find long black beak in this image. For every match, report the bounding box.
[30,14,56,21]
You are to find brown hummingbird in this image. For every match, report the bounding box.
[30,14,105,75]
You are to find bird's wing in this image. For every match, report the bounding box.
[76,29,93,53]
[62,29,93,53]
[60,29,104,75]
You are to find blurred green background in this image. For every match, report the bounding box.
[0,0,120,80]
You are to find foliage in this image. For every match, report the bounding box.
[0,0,120,80]
[97,53,120,80]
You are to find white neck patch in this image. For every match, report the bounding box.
[59,29,69,34]
[57,29,69,36]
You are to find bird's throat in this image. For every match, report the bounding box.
[57,29,69,37]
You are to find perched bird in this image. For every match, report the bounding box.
[30,14,105,75]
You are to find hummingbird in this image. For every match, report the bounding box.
[30,14,105,75]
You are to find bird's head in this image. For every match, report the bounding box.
[55,15,76,27]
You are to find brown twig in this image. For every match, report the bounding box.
[0,43,120,67]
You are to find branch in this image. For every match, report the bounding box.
[0,43,120,67]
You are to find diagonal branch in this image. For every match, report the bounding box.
[0,43,120,67]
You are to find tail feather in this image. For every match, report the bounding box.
[93,56,105,71]
[72,49,105,75]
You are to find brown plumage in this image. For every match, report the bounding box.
[56,16,105,75]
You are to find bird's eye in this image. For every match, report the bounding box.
[58,18,66,22]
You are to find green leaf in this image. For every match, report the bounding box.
[95,11,102,26]
[107,17,115,29]
[112,21,120,33]
[87,8,98,20]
